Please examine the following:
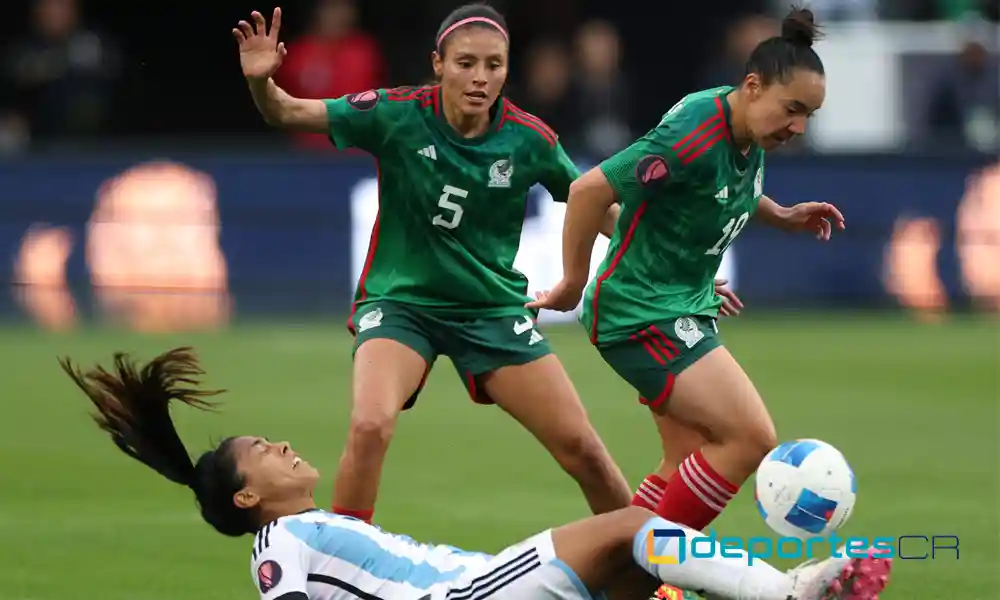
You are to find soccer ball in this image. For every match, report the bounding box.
[754,439,856,540]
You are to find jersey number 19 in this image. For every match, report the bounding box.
[705,211,749,256]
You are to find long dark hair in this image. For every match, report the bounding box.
[60,347,259,536]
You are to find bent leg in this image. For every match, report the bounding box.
[334,303,437,520]
[547,507,791,600]
[598,318,775,530]
[480,354,632,514]
[651,345,776,530]
[443,313,631,515]
[546,507,892,600]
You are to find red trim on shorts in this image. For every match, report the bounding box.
[463,371,495,405]
[634,326,679,410]
[589,201,649,344]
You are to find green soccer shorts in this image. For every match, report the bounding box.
[348,300,552,409]
[597,315,721,411]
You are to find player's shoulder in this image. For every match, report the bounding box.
[249,509,330,564]
[659,86,732,129]
[652,86,733,167]
[344,85,439,114]
[498,98,559,147]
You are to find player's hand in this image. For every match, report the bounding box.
[525,278,586,312]
[782,202,846,241]
[714,278,743,317]
[233,8,287,81]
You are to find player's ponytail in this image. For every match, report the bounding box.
[61,347,257,537]
[780,7,820,48]
[745,5,825,85]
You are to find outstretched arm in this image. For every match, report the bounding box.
[246,78,327,133]
[234,8,327,133]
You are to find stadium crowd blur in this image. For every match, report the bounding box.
[2,0,997,156]
[2,0,998,331]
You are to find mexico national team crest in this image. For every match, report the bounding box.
[488,158,513,188]
[674,317,704,349]
[257,560,283,593]
[347,89,380,111]
[358,307,383,332]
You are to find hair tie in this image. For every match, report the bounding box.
[436,17,508,50]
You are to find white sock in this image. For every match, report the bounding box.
[631,517,793,600]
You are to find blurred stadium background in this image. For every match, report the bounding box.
[1,0,998,599]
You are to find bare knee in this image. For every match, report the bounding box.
[344,412,397,459]
[552,429,616,481]
[731,418,778,470]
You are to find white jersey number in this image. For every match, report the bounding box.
[432,185,468,230]
[705,211,750,256]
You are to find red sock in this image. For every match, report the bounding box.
[655,450,739,530]
[631,473,669,510]
[332,506,374,524]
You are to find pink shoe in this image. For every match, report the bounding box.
[787,546,893,600]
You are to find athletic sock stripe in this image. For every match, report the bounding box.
[634,486,661,507]
[682,457,732,505]
[635,482,664,504]
[446,548,538,600]
[639,480,666,500]
[679,460,726,511]
[688,454,737,498]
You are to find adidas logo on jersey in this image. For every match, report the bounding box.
[418,145,437,160]
[715,186,728,199]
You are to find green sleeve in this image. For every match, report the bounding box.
[539,141,581,203]
[322,89,391,153]
[597,122,689,206]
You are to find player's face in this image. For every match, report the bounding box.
[433,27,509,118]
[746,68,825,151]
[230,436,320,508]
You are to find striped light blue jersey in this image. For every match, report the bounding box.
[249,509,494,600]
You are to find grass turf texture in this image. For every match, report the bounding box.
[1,313,996,599]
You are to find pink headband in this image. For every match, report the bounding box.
[436,17,508,49]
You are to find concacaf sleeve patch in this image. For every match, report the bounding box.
[636,155,669,187]
[347,89,380,111]
[258,560,283,593]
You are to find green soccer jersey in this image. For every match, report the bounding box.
[325,86,579,318]
[582,86,765,345]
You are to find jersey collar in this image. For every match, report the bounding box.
[433,86,505,146]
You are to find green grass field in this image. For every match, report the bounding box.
[2,313,997,600]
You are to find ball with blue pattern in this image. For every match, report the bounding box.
[754,439,857,540]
